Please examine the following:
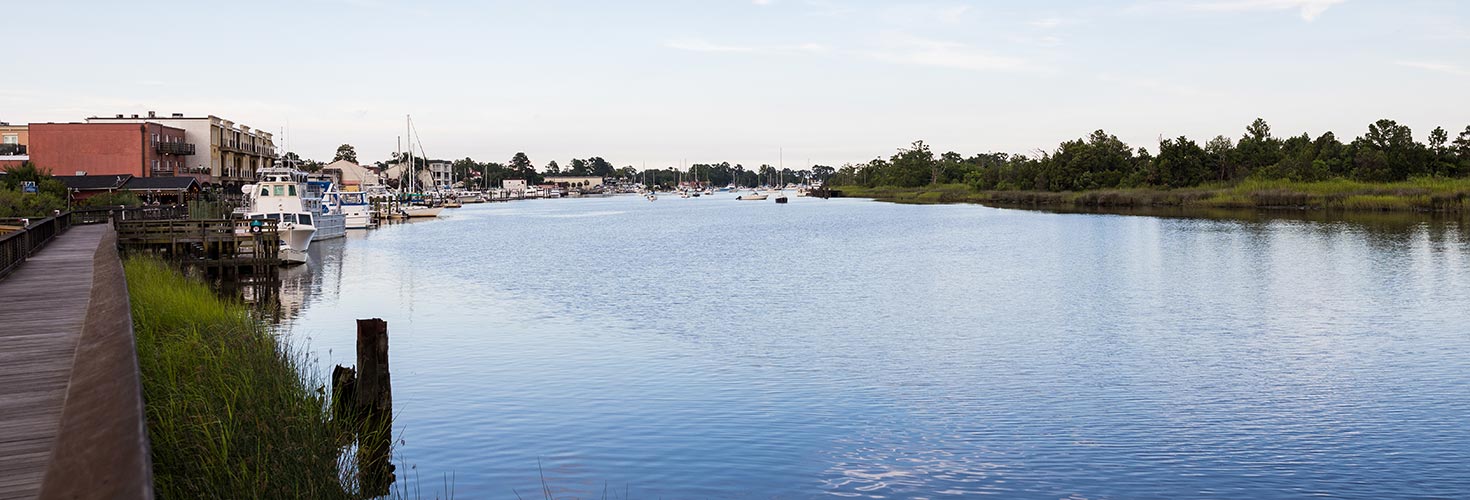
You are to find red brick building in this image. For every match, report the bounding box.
[27,122,197,179]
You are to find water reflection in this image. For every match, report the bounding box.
[274,197,1470,499]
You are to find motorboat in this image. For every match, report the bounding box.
[737,192,768,201]
[402,204,444,218]
[328,190,374,229]
[304,179,347,241]
[240,164,320,265]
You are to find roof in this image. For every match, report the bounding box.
[122,177,200,191]
[54,175,133,191]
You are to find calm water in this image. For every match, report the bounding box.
[278,195,1470,499]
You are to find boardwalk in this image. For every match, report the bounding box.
[0,224,125,499]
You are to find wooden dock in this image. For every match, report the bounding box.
[0,223,152,499]
[115,218,280,276]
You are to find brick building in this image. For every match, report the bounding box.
[86,112,275,192]
[27,122,197,180]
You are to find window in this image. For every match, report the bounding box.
[153,160,159,170]
[288,185,296,196]
[298,214,312,226]
[2,134,16,144]
[260,187,269,197]
[265,213,280,221]
[274,185,284,196]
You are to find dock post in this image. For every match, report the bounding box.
[354,318,394,495]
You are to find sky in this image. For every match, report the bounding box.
[5,0,1468,170]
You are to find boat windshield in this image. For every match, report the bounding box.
[299,213,312,226]
[264,213,281,221]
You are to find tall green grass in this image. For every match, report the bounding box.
[125,257,352,498]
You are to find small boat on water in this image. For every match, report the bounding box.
[775,193,789,203]
[402,204,444,218]
[737,191,768,201]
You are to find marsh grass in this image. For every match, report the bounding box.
[835,177,1470,212]
[126,256,352,498]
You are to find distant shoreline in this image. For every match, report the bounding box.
[829,179,1470,214]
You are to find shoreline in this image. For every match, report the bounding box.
[829,179,1470,214]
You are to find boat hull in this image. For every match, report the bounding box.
[737,194,769,200]
[403,206,444,218]
[312,213,347,241]
[281,248,308,265]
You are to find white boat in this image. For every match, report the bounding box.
[402,205,444,218]
[305,179,347,241]
[646,192,657,201]
[329,190,374,229]
[241,165,320,265]
[737,192,768,201]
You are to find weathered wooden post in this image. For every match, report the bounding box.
[356,318,394,495]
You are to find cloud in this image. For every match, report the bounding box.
[663,39,829,55]
[1029,17,1069,29]
[877,3,973,25]
[1395,61,1470,77]
[867,34,1033,72]
[752,0,773,5]
[1182,0,1346,22]
[1097,73,1215,97]
[664,39,756,53]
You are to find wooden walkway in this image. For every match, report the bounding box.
[0,224,109,499]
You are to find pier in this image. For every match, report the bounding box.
[0,215,152,499]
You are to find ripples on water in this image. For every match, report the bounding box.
[279,196,1470,498]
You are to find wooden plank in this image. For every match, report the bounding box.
[0,224,106,497]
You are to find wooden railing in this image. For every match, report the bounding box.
[0,205,187,280]
[115,218,281,272]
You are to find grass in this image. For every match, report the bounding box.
[125,256,353,498]
[832,177,1470,212]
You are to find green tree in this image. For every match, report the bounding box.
[1353,119,1425,181]
[545,160,561,175]
[1237,118,1282,178]
[887,140,936,187]
[333,144,358,163]
[0,163,69,216]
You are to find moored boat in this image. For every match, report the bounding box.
[241,164,320,265]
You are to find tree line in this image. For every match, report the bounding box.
[827,119,1470,191]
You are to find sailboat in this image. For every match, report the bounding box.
[399,115,443,218]
[773,148,789,203]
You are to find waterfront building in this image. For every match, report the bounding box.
[429,162,452,189]
[382,162,434,190]
[0,123,27,168]
[85,112,276,192]
[502,179,528,195]
[52,174,132,202]
[0,122,27,151]
[28,122,194,179]
[544,175,604,189]
[322,160,381,191]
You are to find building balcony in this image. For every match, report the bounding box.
[156,142,196,155]
[0,144,24,156]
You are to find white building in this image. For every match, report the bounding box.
[502,179,527,194]
[429,162,452,189]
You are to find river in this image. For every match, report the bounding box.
[275,194,1470,498]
